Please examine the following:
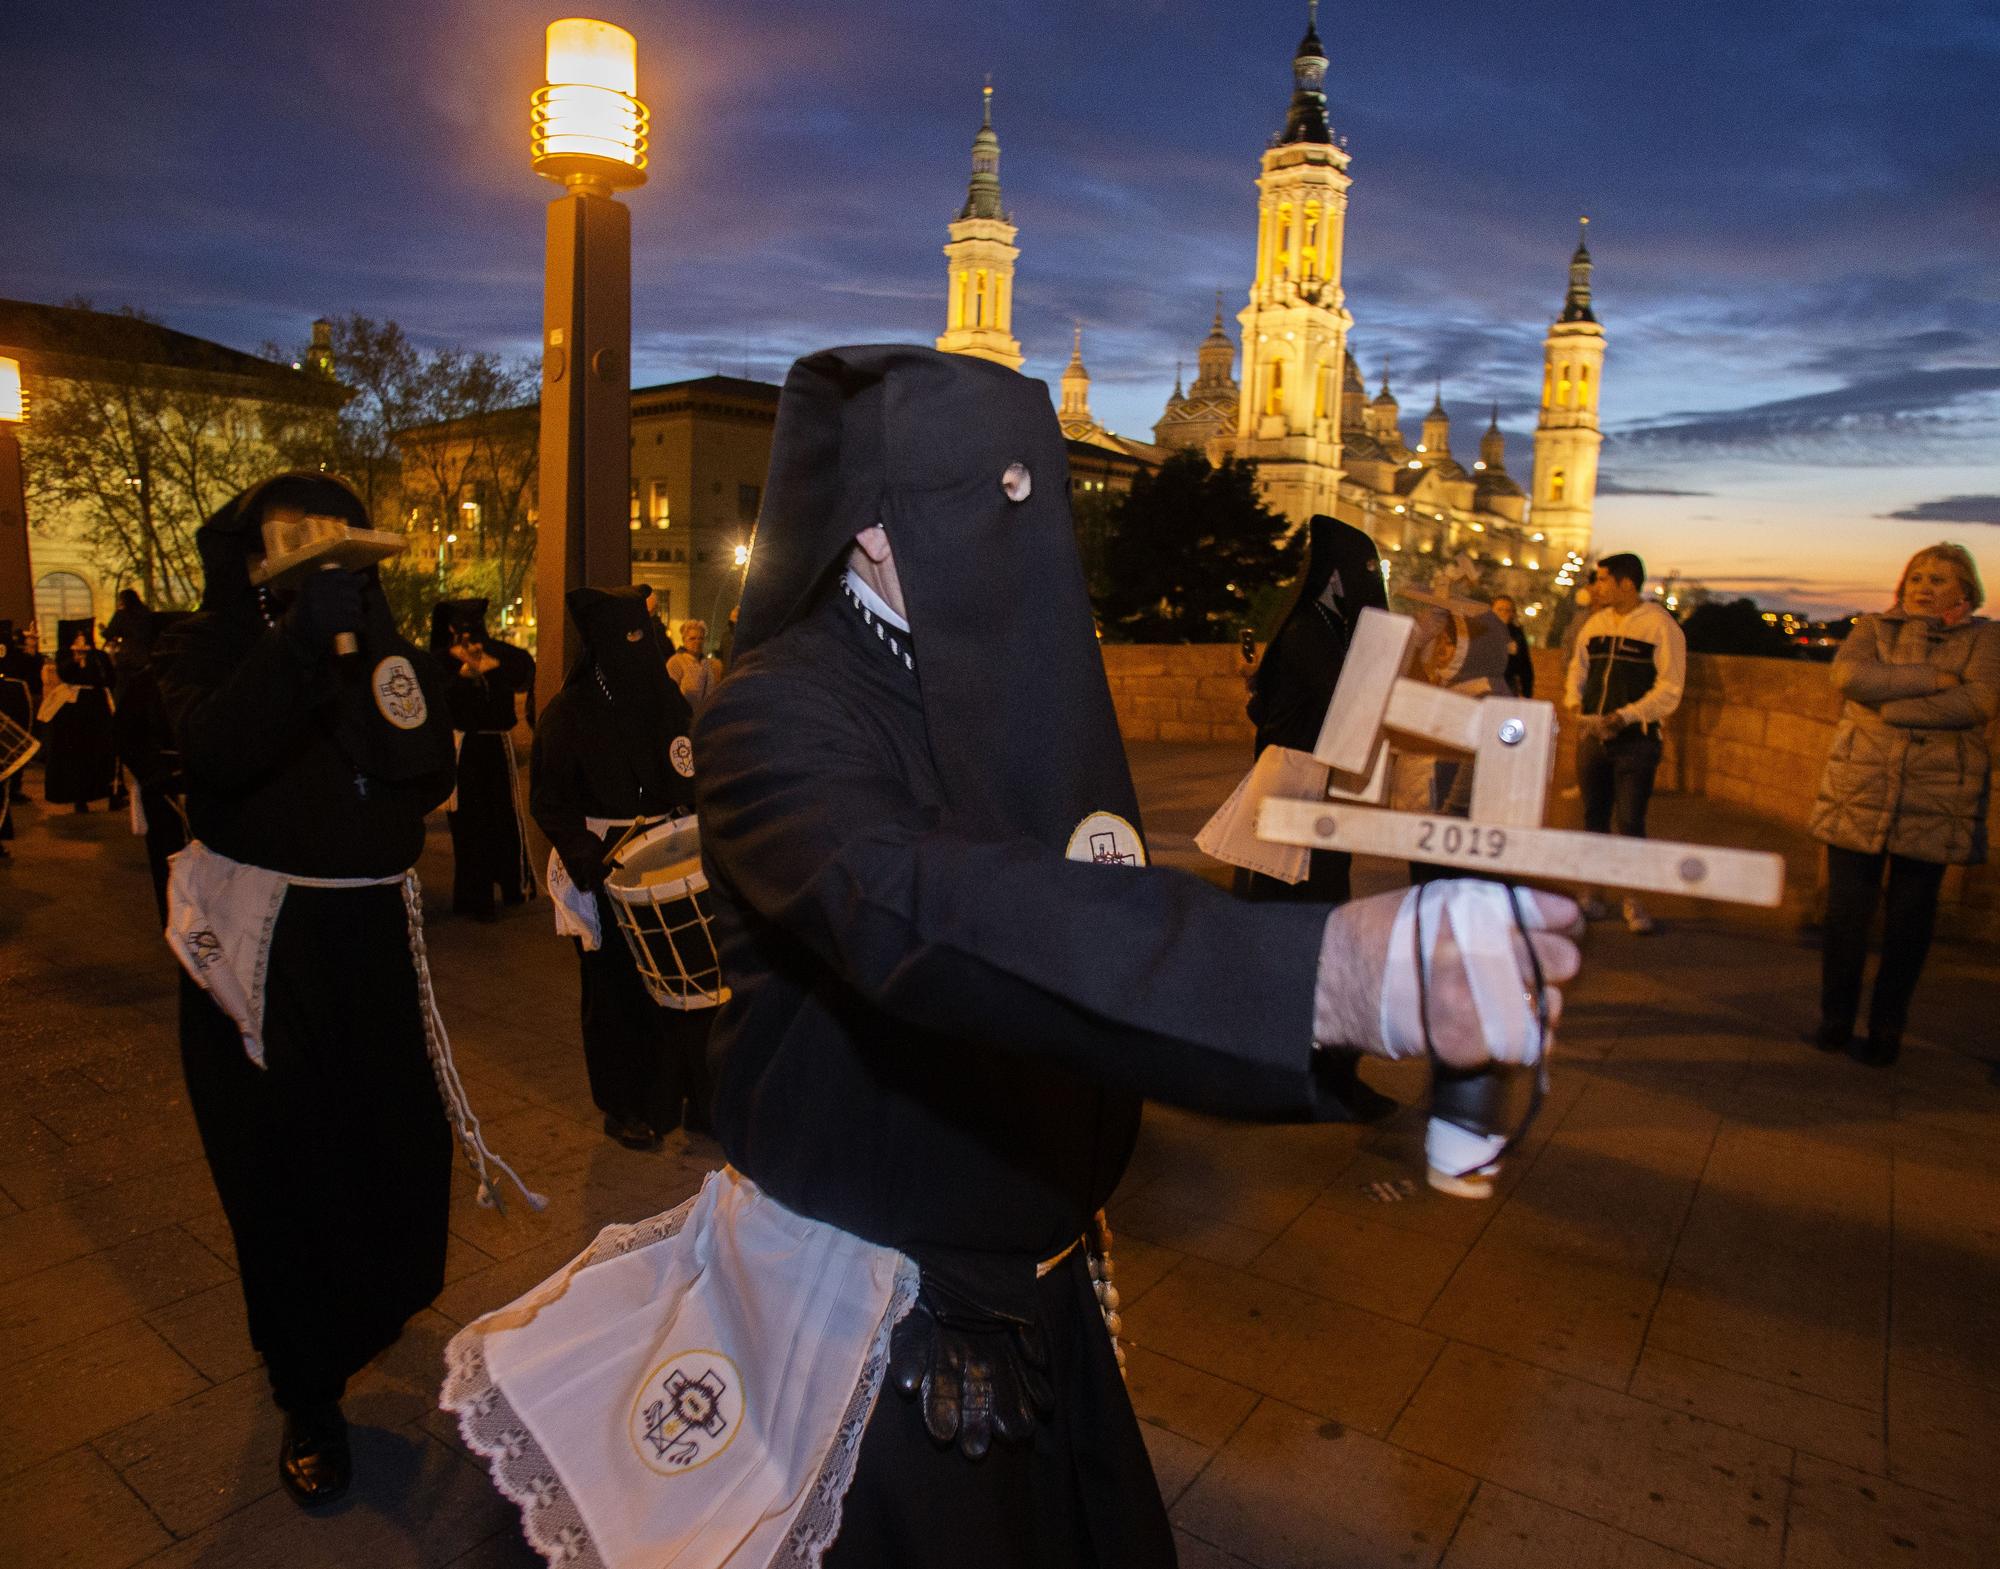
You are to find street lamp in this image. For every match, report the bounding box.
[0,356,34,629]
[530,17,647,717]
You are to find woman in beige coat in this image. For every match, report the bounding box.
[1810,543,2000,1063]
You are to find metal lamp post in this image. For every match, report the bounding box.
[0,357,33,630]
[530,17,648,716]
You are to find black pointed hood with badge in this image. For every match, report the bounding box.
[736,343,1142,859]
[564,583,696,818]
[1248,513,1387,754]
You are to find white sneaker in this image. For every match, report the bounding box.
[1577,894,1612,922]
[1622,897,1656,935]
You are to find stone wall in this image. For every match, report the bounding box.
[1106,642,2000,927]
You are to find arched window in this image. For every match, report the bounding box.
[1549,468,1567,504]
[957,271,972,329]
[1275,203,1294,278]
[1301,201,1321,278]
[974,269,989,327]
[35,570,93,644]
[1542,368,1553,409]
[1578,363,1592,409]
[1266,360,1286,417]
[1557,365,1573,407]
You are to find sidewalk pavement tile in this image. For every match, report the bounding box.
[1125,1256,1444,1437]
[1650,1123,1891,1410]
[0,1226,235,1369]
[1441,1484,1720,1568]
[97,1369,283,1537]
[143,1280,259,1385]
[1173,1397,1475,1569]
[1781,1453,2000,1569]
[0,1444,170,1569]
[1252,1198,1468,1324]
[1111,1192,1278,1269]
[0,1159,222,1287]
[0,1321,207,1480]
[1884,1363,2000,1513]
[1142,1421,1213,1510]
[1392,1342,1789,1569]
[1172,1531,1256,1568]
[1629,1346,1885,1476]
[1124,1345,1262,1451]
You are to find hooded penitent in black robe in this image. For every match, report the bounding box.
[0,621,33,832]
[44,619,119,807]
[113,610,192,919]
[695,346,1357,1567]
[1242,514,1388,906]
[156,472,458,1415]
[529,584,711,1138]
[433,599,533,918]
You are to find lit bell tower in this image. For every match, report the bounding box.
[936,83,1024,372]
[1234,2,1352,527]
[1531,218,1606,560]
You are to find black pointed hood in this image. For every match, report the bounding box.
[430,597,490,658]
[1251,513,1385,733]
[738,343,1140,850]
[193,471,371,618]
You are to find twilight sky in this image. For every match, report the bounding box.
[7,0,1997,614]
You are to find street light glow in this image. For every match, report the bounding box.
[0,357,24,424]
[532,19,649,187]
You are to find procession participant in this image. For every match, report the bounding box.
[0,621,34,848]
[160,471,535,1509]
[1237,512,1397,1122]
[529,583,711,1149]
[41,619,118,811]
[445,347,1579,1569]
[432,599,535,920]
[111,610,191,918]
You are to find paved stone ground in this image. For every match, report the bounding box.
[2,744,1996,1569]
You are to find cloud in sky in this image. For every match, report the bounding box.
[1883,494,2000,526]
[1597,477,1712,497]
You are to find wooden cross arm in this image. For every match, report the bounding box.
[1256,799,1786,908]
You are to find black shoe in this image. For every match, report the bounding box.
[603,1113,662,1151]
[279,1403,351,1508]
[1320,1051,1400,1124]
[1852,1035,1901,1068]
[1810,1021,1851,1053]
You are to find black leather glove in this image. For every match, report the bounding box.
[553,832,610,894]
[888,1271,1054,1460]
[283,568,365,657]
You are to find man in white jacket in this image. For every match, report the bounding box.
[1564,551,1687,933]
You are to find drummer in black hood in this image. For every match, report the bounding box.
[613,345,1583,1566]
[529,583,711,1148]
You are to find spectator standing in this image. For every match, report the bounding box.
[1492,594,1535,698]
[1564,553,1686,933]
[1809,543,1999,1064]
[667,618,724,714]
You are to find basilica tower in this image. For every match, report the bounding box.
[1233,3,1353,526]
[1530,219,1606,559]
[936,84,1024,371]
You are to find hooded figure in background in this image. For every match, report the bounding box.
[156,472,502,1510]
[112,609,191,916]
[528,582,710,1147]
[432,598,534,919]
[41,617,119,810]
[1239,515,1396,1122]
[0,620,35,836]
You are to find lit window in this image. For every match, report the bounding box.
[1265,360,1285,416]
[1549,468,1567,504]
[629,485,641,529]
[651,481,670,527]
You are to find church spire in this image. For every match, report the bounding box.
[958,81,1006,221]
[1278,1,1332,145]
[1479,403,1507,469]
[1058,322,1099,436]
[1561,214,1596,323]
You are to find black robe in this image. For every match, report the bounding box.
[110,659,188,920]
[530,590,710,1136]
[43,650,118,806]
[444,663,531,916]
[159,476,458,1413]
[697,586,1351,1564]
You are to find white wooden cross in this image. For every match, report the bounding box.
[1254,607,1786,907]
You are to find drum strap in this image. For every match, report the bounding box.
[165,840,545,1215]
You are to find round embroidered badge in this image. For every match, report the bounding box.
[670,735,695,778]
[1065,810,1146,868]
[629,1350,744,1476]
[371,656,428,730]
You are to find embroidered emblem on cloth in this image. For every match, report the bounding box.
[670,735,695,778]
[372,655,428,729]
[628,1351,744,1476]
[1065,810,1146,867]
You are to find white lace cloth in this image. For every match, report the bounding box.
[442,1168,919,1569]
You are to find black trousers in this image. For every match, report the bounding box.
[824,1249,1175,1569]
[449,733,529,916]
[1235,846,1352,907]
[1820,845,1948,1046]
[1578,727,1663,838]
[578,893,713,1132]
[179,884,451,1411]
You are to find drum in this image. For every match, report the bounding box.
[603,817,729,1011]
[0,709,38,783]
